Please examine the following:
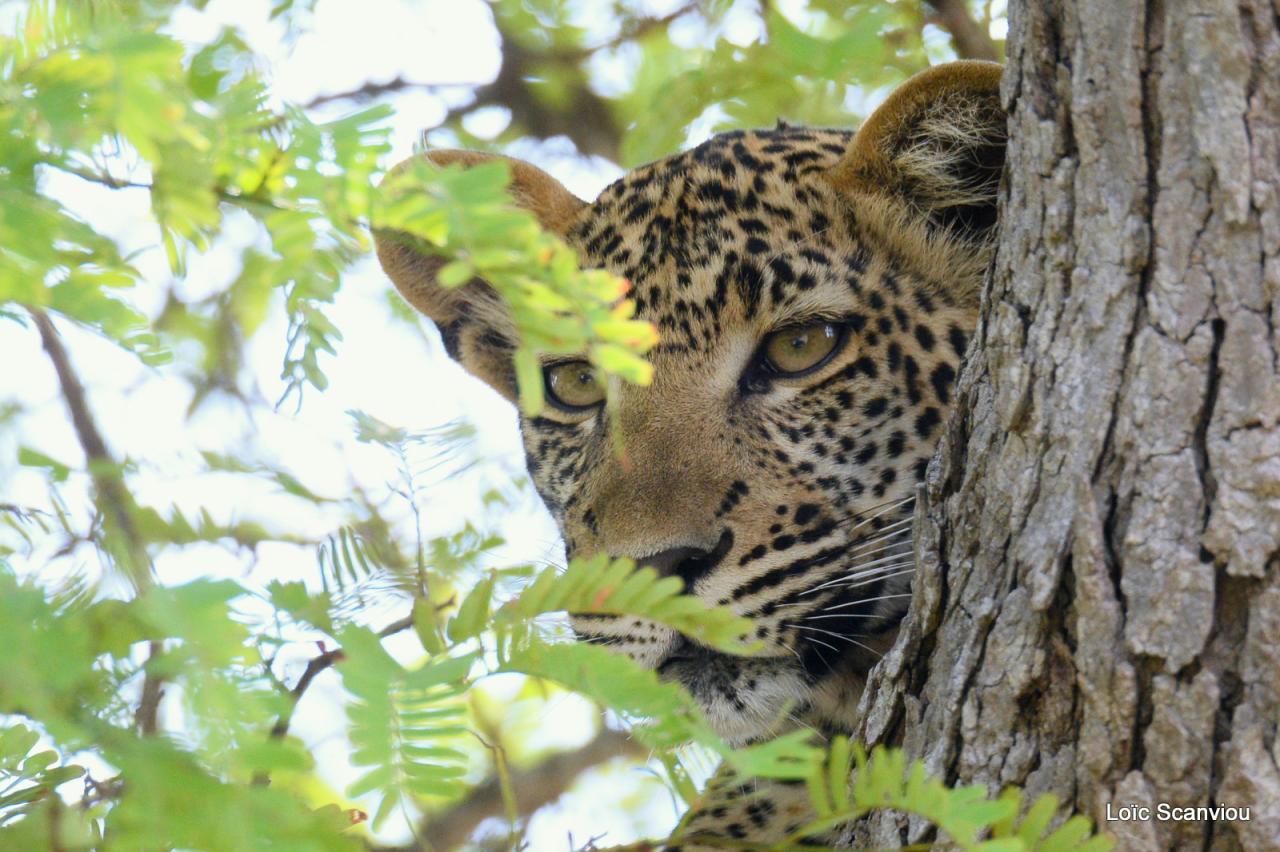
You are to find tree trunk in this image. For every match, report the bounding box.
[845,1,1280,849]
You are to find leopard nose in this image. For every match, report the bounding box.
[639,546,710,578]
[635,530,734,591]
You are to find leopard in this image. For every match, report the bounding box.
[374,61,1006,847]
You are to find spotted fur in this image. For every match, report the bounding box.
[376,61,1006,846]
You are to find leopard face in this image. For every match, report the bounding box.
[376,62,1006,748]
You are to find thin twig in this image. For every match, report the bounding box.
[31,309,165,735]
[134,640,165,735]
[267,646,346,739]
[81,773,125,808]
[265,613,416,742]
[31,310,146,577]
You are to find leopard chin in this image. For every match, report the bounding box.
[654,638,810,747]
[654,629,897,747]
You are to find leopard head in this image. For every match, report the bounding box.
[376,62,1005,745]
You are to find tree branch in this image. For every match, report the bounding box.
[442,21,624,162]
[924,0,1000,61]
[31,309,164,734]
[304,4,697,116]
[267,614,415,742]
[576,3,699,56]
[55,163,303,219]
[133,640,165,735]
[378,728,646,851]
[305,78,479,111]
[305,5,699,163]
[256,616,414,787]
[31,310,147,577]
[267,647,345,740]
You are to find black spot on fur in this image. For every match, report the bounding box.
[930,362,956,404]
[915,406,941,438]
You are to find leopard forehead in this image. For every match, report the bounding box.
[521,125,977,688]
[571,125,862,333]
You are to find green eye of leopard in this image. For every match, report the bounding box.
[761,322,843,375]
[544,360,604,410]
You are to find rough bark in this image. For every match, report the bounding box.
[846,0,1280,849]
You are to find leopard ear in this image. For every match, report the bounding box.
[374,150,587,402]
[830,61,1006,244]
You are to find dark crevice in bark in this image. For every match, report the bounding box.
[1101,490,1128,617]
[1194,317,1226,522]
[1055,555,1079,654]
[1203,574,1250,851]
[1129,656,1160,773]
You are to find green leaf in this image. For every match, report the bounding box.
[502,556,757,655]
[413,597,445,655]
[0,726,40,763]
[437,260,474,287]
[267,581,333,633]
[446,575,494,643]
[17,448,70,482]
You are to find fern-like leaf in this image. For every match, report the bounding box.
[498,553,757,655]
[500,640,700,752]
[338,626,477,829]
[787,739,1114,851]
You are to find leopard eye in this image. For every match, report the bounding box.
[761,321,844,376]
[544,360,604,411]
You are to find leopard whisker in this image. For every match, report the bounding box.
[811,565,916,596]
[846,495,916,534]
[790,624,884,659]
[811,588,914,615]
[768,495,913,544]
[847,516,913,545]
[802,552,915,597]
[770,571,899,612]
[789,710,827,741]
[840,492,916,518]
[839,525,912,561]
[835,556,916,580]
[780,642,804,664]
[768,568,911,614]
[846,529,913,557]
[804,635,844,656]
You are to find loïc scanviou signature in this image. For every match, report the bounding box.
[1106,803,1251,822]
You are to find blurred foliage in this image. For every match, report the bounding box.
[0,1,1109,851]
[432,0,1005,165]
